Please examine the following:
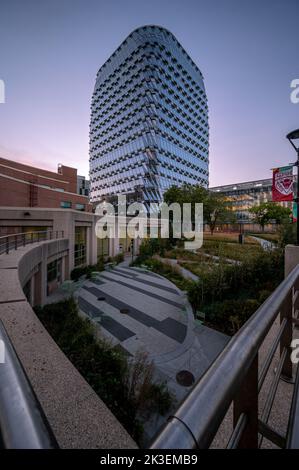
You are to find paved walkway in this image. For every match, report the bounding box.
[75,261,229,444]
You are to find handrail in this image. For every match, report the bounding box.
[151,262,299,449]
[0,230,64,255]
[286,362,299,448]
[0,321,58,448]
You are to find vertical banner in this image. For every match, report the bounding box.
[272,166,294,202]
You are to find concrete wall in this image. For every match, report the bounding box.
[0,208,142,269]
[0,157,92,211]
[0,207,98,272]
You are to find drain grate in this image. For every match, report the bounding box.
[176,370,195,387]
[97,296,106,301]
[120,308,130,314]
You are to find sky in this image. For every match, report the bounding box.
[0,0,298,186]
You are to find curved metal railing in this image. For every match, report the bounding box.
[0,321,58,448]
[0,230,64,255]
[151,263,299,449]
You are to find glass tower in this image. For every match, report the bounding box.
[89,25,209,208]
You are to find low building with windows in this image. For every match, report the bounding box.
[77,174,90,197]
[0,157,92,212]
[210,178,294,224]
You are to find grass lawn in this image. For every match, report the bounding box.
[203,232,259,244]
[199,239,263,261]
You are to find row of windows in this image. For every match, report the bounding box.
[91,98,208,152]
[93,50,206,114]
[92,70,207,134]
[90,136,208,180]
[92,59,207,122]
[91,94,208,153]
[94,40,206,109]
[90,137,208,180]
[60,201,85,211]
[91,121,207,163]
[91,152,207,192]
[90,151,205,191]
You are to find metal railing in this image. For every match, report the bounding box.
[151,263,299,449]
[0,321,58,448]
[0,230,64,256]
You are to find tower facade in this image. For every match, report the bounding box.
[89,25,209,208]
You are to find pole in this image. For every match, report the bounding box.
[131,240,134,264]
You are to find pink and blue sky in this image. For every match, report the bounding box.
[0,0,298,186]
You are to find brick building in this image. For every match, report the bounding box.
[0,157,92,212]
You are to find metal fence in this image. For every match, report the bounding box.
[0,230,64,256]
[0,321,58,448]
[151,263,299,449]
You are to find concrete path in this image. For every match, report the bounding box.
[158,257,200,281]
[75,263,229,444]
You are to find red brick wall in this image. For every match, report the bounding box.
[0,158,92,211]
[0,158,77,192]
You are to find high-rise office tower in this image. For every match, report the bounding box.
[89,25,209,208]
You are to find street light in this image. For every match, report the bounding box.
[286,129,299,245]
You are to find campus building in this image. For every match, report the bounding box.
[77,174,90,197]
[89,25,209,208]
[0,157,92,213]
[210,178,294,223]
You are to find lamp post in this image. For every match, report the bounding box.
[286,129,299,245]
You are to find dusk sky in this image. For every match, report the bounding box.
[0,0,298,186]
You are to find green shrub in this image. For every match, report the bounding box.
[34,298,173,444]
[114,252,124,264]
[187,249,284,335]
[70,266,87,281]
[71,260,105,281]
[96,257,105,271]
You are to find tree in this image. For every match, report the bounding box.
[204,192,236,235]
[163,184,235,235]
[249,202,291,231]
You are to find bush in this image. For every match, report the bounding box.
[202,298,261,335]
[187,249,284,335]
[113,252,124,264]
[34,299,173,444]
[136,238,173,265]
[70,266,87,281]
[70,260,105,281]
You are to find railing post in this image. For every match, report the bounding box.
[293,277,299,326]
[233,354,258,448]
[14,235,18,250]
[6,237,9,254]
[31,232,33,244]
[23,233,26,247]
[37,232,40,243]
[280,288,293,381]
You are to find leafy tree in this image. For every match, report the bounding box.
[163,184,235,234]
[249,202,291,231]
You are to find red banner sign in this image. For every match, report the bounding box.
[272,166,293,202]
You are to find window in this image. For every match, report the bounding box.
[74,227,86,267]
[60,201,71,208]
[75,203,85,211]
[47,259,62,295]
